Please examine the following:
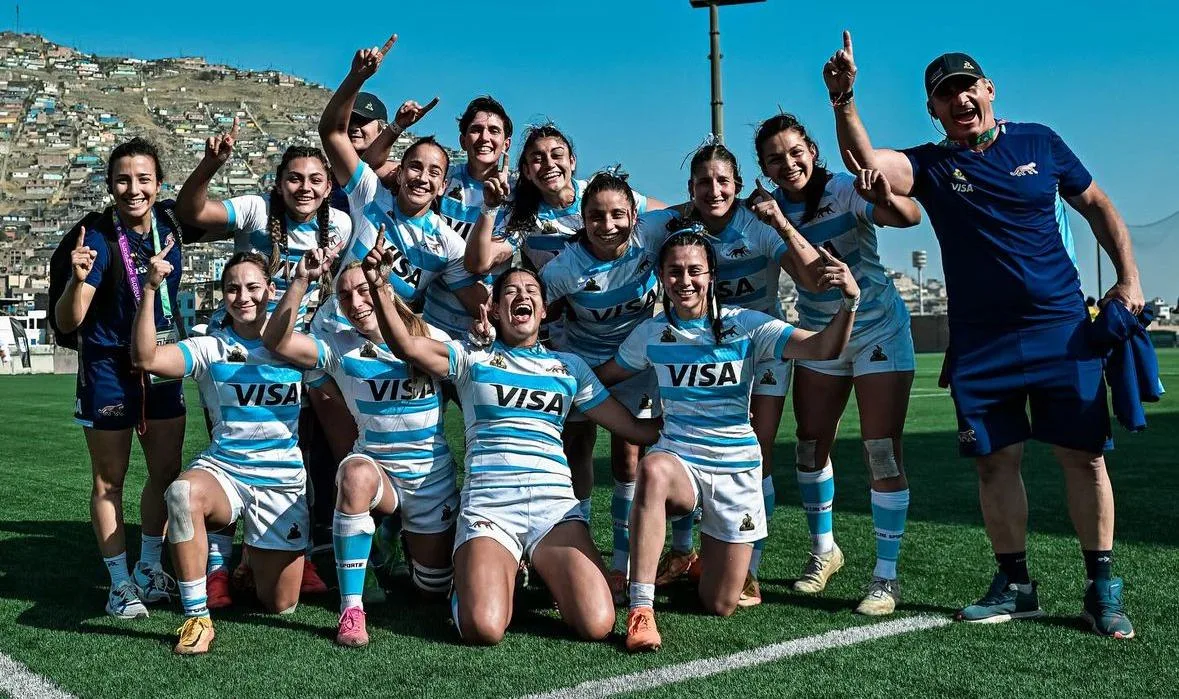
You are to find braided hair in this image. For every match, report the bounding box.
[267,146,335,300]
[506,123,574,234]
[658,230,724,345]
[753,113,830,224]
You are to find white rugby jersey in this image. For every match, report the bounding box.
[615,306,793,474]
[337,162,477,305]
[307,325,454,482]
[213,193,350,332]
[540,238,659,367]
[180,326,312,488]
[773,173,907,333]
[518,178,650,271]
[445,339,607,490]
[638,205,788,318]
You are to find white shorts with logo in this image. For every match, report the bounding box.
[797,314,915,378]
[454,475,584,562]
[568,367,660,422]
[340,453,459,535]
[193,459,309,552]
[751,356,792,397]
[652,449,766,544]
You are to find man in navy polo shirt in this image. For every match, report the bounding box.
[824,31,1142,638]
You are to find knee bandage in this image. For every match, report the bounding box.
[164,480,195,543]
[336,457,388,511]
[864,438,900,480]
[412,561,454,595]
[796,440,818,470]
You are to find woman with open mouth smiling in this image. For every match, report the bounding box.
[593,229,859,652]
[636,143,823,606]
[538,170,662,606]
[262,247,459,649]
[361,233,661,646]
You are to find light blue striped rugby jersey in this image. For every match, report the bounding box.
[425,163,523,338]
[638,205,789,318]
[445,339,608,490]
[179,325,318,488]
[211,194,351,332]
[615,306,793,474]
[540,238,660,367]
[519,178,650,271]
[772,173,908,333]
[306,324,455,482]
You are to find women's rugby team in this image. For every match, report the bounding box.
[56,33,921,655]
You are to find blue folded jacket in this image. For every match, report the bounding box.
[1088,303,1165,431]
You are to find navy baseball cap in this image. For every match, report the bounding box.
[352,92,388,122]
[924,53,986,96]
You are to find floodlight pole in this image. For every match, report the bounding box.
[708,3,724,143]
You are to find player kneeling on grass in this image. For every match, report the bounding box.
[132,251,314,655]
[263,247,460,648]
[593,229,858,653]
[361,239,661,645]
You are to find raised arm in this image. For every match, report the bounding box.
[825,31,915,195]
[175,118,240,238]
[54,226,98,334]
[262,247,336,368]
[1067,182,1144,314]
[746,178,823,291]
[360,97,440,175]
[319,34,397,188]
[131,240,187,377]
[583,396,661,447]
[365,228,452,376]
[781,247,859,361]
[464,154,516,275]
[846,151,922,228]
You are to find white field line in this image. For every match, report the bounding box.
[520,615,951,699]
[0,651,77,699]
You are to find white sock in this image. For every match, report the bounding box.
[629,582,655,609]
[104,552,130,587]
[140,534,165,568]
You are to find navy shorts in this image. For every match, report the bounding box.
[75,345,186,431]
[947,319,1110,457]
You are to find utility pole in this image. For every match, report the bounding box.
[689,0,765,144]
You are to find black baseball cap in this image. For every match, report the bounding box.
[924,53,986,96]
[352,92,388,122]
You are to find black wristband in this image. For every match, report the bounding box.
[830,90,854,107]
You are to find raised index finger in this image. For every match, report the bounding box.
[754,177,771,196]
[229,116,240,139]
[500,152,510,172]
[845,149,863,172]
[843,30,853,55]
[75,225,87,249]
[816,245,837,265]
[419,96,440,119]
[153,238,175,260]
[379,34,398,56]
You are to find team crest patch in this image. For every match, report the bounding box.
[759,370,777,385]
[424,238,442,254]
[739,514,754,532]
[97,403,125,418]
[869,345,888,362]
[287,523,302,541]
[727,245,750,258]
[958,428,977,445]
[226,346,247,363]
[660,327,676,343]
[1009,162,1038,177]
[952,168,968,182]
[360,341,378,358]
[490,353,508,369]
[639,394,653,410]
[441,505,453,522]
[446,186,462,200]
[547,363,571,376]
[814,203,835,218]
[164,233,176,249]
[538,221,559,234]
[638,258,652,272]
[583,277,601,292]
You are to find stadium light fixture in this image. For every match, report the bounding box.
[689,0,766,143]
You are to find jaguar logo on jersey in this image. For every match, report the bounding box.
[719,325,738,340]
[1010,162,1038,177]
[660,327,676,343]
[727,245,750,258]
[666,362,739,387]
[423,238,442,254]
[539,221,559,234]
[229,382,300,407]
[360,341,378,358]
[446,185,463,200]
[472,520,494,529]
[286,522,302,541]
[226,346,247,363]
[489,353,507,369]
[739,514,755,532]
[814,203,835,218]
[492,384,566,415]
[588,288,658,322]
[638,258,652,272]
[950,168,974,193]
[546,363,572,376]
[870,345,888,362]
[583,277,601,292]
[759,370,777,385]
[958,428,977,444]
[97,402,126,418]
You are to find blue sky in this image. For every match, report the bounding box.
[9,0,1179,302]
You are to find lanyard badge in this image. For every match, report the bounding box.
[114,209,181,384]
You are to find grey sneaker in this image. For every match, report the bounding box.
[956,572,1043,623]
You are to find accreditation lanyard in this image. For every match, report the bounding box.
[114,210,173,323]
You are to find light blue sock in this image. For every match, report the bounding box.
[750,475,775,576]
[178,577,210,618]
[103,552,130,587]
[611,480,635,574]
[207,533,233,575]
[139,534,165,568]
[333,510,374,612]
[797,464,835,554]
[579,497,593,521]
[870,489,910,580]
